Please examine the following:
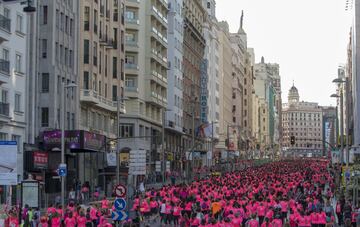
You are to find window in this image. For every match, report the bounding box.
[42,39,47,58]
[41,73,49,93]
[112,57,117,78]
[120,124,134,138]
[2,49,9,61]
[104,84,107,98]
[65,16,68,33]
[69,50,73,67]
[70,19,73,36]
[1,90,8,103]
[11,135,21,152]
[84,39,89,63]
[125,77,136,87]
[93,42,97,66]
[94,9,98,33]
[3,8,10,18]
[56,10,59,28]
[60,12,64,30]
[67,112,70,130]
[93,73,97,91]
[84,7,90,31]
[65,48,68,66]
[112,85,117,101]
[207,2,211,8]
[14,93,21,112]
[41,107,49,127]
[83,71,89,89]
[16,14,23,33]
[0,132,7,140]
[55,42,58,61]
[15,54,22,72]
[43,6,48,24]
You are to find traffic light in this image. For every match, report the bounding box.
[290,136,296,145]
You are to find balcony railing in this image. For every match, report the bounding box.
[0,102,9,116]
[126,40,138,46]
[125,63,139,70]
[0,59,10,74]
[125,86,138,92]
[125,18,139,24]
[0,14,10,33]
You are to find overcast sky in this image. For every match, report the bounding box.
[216,0,352,106]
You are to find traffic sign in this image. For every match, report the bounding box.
[114,198,126,211]
[112,211,128,221]
[114,184,126,197]
[58,163,67,177]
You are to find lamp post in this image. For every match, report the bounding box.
[331,93,344,166]
[332,77,350,167]
[116,96,128,185]
[60,82,77,212]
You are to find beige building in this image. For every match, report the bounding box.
[282,85,323,157]
[229,13,254,154]
[78,0,126,183]
[182,0,206,153]
[120,0,169,171]
[216,21,233,153]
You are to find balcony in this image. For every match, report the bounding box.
[0,102,10,123]
[150,27,168,47]
[150,48,168,68]
[146,91,166,107]
[125,63,139,75]
[127,0,140,8]
[99,37,114,48]
[125,40,138,52]
[150,70,167,87]
[0,14,10,33]
[0,59,10,75]
[80,89,126,113]
[151,6,168,27]
[125,86,139,98]
[125,18,139,30]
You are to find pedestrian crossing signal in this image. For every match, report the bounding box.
[290,136,296,145]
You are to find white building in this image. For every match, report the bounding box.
[165,0,184,168]
[282,85,323,157]
[0,1,28,181]
[202,0,220,136]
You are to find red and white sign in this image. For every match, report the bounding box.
[33,152,48,169]
[114,184,126,198]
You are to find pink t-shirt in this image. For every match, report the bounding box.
[65,217,76,227]
[248,219,259,227]
[272,219,282,227]
[51,217,61,227]
[257,206,266,216]
[77,216,87,227]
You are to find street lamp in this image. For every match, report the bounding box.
[60,82,77,212]
[116,96,128,185]
[210,121,219,168]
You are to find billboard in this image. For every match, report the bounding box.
[0,141,18,185]
[33,152,48,169]
[200,59,208,123]
[43,130,106,152]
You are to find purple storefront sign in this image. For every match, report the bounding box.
[43,130,105,152]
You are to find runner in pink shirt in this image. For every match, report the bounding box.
[76,211,87,227]
[64,212,76,227]
[247,214,259,227]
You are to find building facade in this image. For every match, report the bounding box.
[165,0,183,171]
[0,1,28,183]
[254,57,281,156]
[282,85,323,157]
[78,0,125,185]
[182,0,205,157]
[216,21,233,156]
[121,0,168,175]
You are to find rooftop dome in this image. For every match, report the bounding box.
[288,83,299,104]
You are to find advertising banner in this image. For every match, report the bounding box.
[33,151,48,169]
[43,130,106,152]
[0,141,18,185]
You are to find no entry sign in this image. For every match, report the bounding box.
[114,184,126,198]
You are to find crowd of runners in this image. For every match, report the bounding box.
[3,159,360,226]
[131,159,358,227]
